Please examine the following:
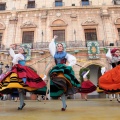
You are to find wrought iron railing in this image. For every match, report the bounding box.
[1,40,120,50]
[0,44,5,50]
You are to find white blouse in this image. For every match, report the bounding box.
[9,48,25,65]
[49,38,76,66]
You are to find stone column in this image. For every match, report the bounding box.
[70,13,78,41]
[40,11,47,42]
[7,11,18,46]
[100,6,114,46]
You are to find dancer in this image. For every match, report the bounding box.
[0,44,46,110]
[34,75,49,101]
[49,35,80,111]
[99,48,120,102]
[80,70,96,101]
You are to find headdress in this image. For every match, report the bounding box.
[111,48,119,54]
[82,70,90,79]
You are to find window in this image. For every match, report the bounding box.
[0,33,3,48]
[81,0,90,6]
[27,0,35,8]
[55,0,63,7]
[22,31,34,43]
[53,30,65,42]
[84,29,97,41]
[114,0,120,5]
[0,3,6,10]
[118,28,120,40]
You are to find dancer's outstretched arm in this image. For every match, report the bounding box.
[66,53,76,66]
[49,35,58,57]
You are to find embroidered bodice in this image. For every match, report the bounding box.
[18,59,26,66]
[49,38,77,66]
[54,51,67,65]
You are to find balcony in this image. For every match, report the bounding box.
[1,40,119,51]
[80,1,92,6]
[0,40,107,51]
[53,2,65,7]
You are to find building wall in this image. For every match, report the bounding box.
[0,7,120,46]
[3,0,114,10]
[0,1,120,97]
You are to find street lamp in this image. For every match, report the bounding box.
[41,30,44,43]
[74,29,76,42]
[0,62,4,75]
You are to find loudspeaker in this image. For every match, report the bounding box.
[109,43,114,46]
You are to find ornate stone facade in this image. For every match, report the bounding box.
[0,0,120,96]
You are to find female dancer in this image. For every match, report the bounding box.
[80,70,96,101]
[0,44,46,109]
[49,35,80,111]
[99,48,120,102]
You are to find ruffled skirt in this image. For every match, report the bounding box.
[49,64,80,98]
[79,80,96,93]
[0,64,46,94]
[99,65,120,93]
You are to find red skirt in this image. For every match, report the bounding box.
[80,80,96,93]
[99,65,120,92]
[2,64,46,89]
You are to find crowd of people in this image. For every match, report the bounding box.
[0,35,120,111]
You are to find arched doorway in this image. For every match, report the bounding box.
[86,64,105,98]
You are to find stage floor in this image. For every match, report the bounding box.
[0,98,120,120]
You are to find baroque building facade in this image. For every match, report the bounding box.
[0,0,120,97]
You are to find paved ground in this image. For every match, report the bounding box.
[0,98,120,120]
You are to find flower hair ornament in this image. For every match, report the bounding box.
[81,70,90,79]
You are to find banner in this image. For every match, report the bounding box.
[20,43,32,61]
[87,41,100,59]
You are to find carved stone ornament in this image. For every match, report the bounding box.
[41,15,47,19]
[21,21,37,29]
[70,13,77,18]
[50,19,67,27]
[115,18,120,25]
[9,16,18,22]
[100,7,110,17]
[56,12,61,17]
[0,22,6,30]
[82,18,98,26]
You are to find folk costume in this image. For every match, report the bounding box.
[49,38,80,111]
[80,70,96,94]
[99,48,120,93]
[0,47,46,109]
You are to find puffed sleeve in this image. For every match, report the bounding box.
[106,48,112,60]
[12,54,24,65]
[66,53,76,66]
[49,38,56,57]
[9,48,15,58]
